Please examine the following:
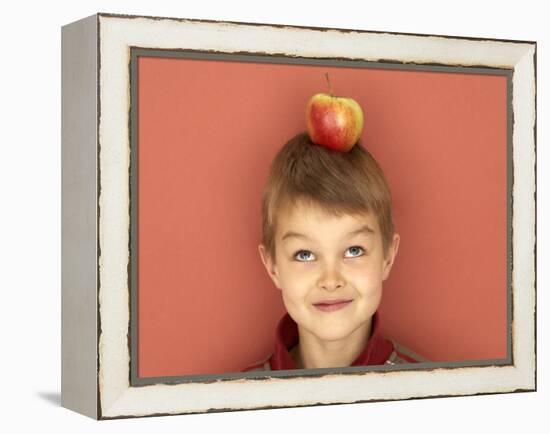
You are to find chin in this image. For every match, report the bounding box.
[313,323,356,342]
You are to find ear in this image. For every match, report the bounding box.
[382,233,400,281]
[258,244,283,290]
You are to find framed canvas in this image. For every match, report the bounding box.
[61,12,537,420]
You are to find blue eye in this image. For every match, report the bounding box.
[294,250,315,262]
[345,246,365,258]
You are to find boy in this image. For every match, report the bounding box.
[243,132,426,371]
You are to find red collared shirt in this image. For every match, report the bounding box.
[242,311,425,372]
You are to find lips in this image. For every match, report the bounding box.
[313,299,353,312]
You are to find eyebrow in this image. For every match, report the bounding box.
[281,224,375,242]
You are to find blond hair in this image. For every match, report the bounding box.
[261,132,395,260]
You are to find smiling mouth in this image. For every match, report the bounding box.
[313,300,353,312]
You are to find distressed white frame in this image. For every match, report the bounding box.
[63,12,536,420]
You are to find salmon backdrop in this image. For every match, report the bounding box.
[137,55,508,377]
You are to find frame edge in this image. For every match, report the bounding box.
[95,15,538,418]
[61,13,100,420]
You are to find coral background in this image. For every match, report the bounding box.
[137,55,507,377]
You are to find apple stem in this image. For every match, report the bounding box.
[325,72,333,96]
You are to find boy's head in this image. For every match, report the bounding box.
[258,132,400,343]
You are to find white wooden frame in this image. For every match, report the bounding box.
[61,12,536,420]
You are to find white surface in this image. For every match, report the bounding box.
[0,0,547,432]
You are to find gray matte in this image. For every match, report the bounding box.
[128,47,514,387]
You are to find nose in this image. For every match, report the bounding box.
[318,262,345,291]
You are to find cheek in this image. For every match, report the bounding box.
[280,285,311,318]
[349,264,384,293]
[278,264,315,302]
[279,261,314,283]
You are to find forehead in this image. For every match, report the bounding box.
[276,201,379,241]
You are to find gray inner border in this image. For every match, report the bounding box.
[128,48,513,387]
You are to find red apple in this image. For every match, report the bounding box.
[305,76,364,152]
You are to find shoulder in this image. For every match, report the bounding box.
[241,354,272,372]
[385,340,429,365]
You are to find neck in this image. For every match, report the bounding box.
[291,318,373,369]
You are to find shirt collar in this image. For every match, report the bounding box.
[270,310,393,370]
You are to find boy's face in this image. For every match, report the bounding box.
[259,201,400,343]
